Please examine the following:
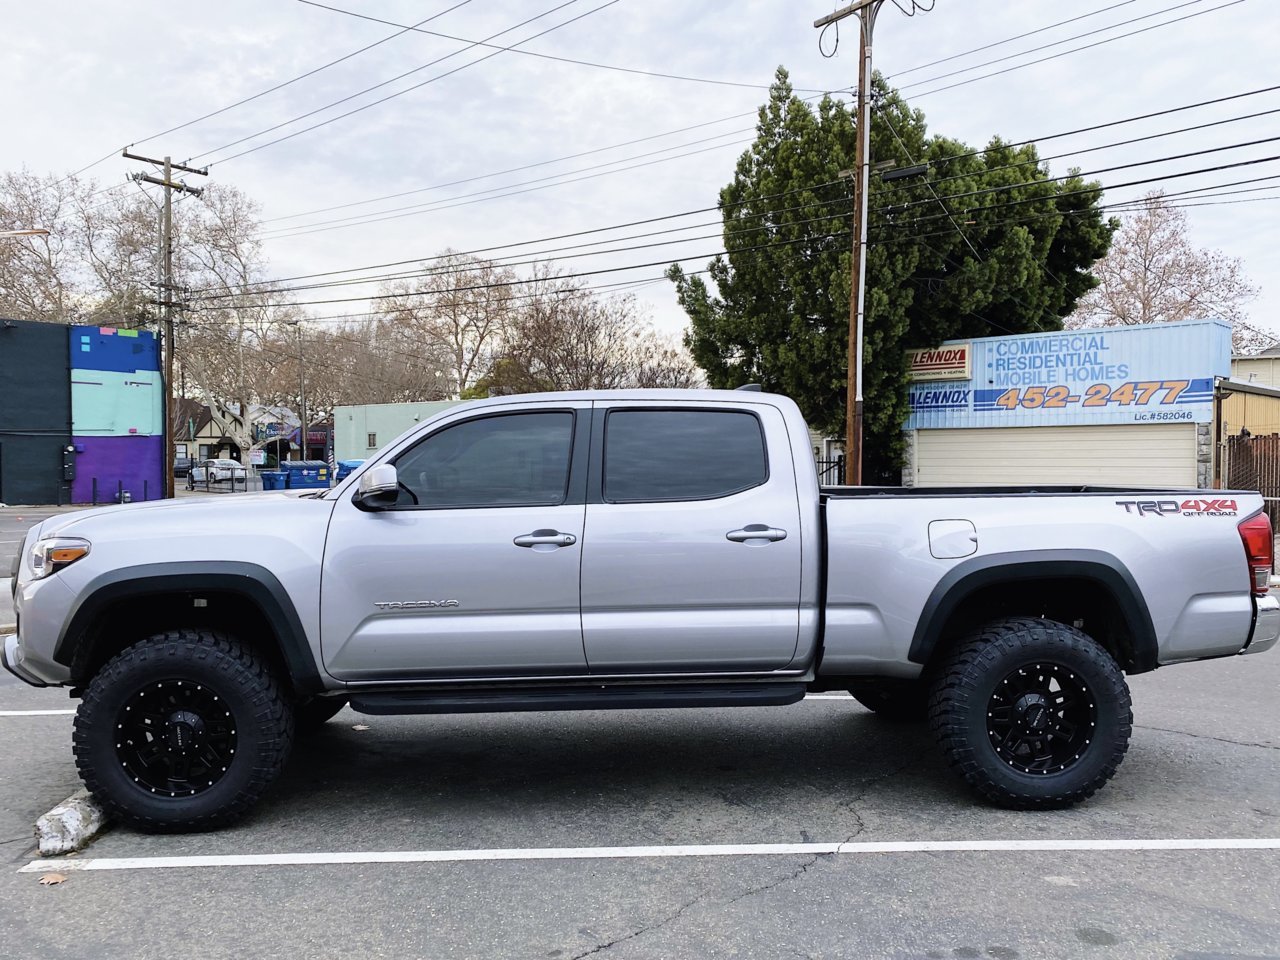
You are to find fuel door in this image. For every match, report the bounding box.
[929,519,978,559]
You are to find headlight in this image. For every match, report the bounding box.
[30,537,92,580]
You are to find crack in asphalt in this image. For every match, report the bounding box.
[562,744,931,956]
[719,746,928,908]
[568,893,708,960]
[1135,723,1278,751]
[725,854,823,905]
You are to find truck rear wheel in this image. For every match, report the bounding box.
[848,679,928,722]
[929,617,1131,810]
[73,630,293,832]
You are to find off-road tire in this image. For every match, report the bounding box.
[928,617,1131,810]
[848,679,929,722]
[73,630,293,832]
[294,696,348,734]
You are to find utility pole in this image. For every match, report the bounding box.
[815,0,882,485]
[295,321,308,463]
[124,150,207,498]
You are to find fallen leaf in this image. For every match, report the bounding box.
[351,724,370,731]
[38,873,67,886]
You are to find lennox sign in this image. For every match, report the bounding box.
[907,344,971,382]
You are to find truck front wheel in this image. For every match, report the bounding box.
[929,617,1132,810]
[73,630,294,832]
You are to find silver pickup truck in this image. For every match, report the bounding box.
[5,389,1278,831]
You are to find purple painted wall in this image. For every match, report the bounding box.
[71,435,164,504]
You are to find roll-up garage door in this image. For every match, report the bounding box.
[913,423,1198,487]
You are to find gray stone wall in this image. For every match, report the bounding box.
[1197,422,1212,489]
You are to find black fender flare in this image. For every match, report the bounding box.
[54,561,326,694]
[908,549,1159,674]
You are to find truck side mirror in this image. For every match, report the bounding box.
[354,463,399,511]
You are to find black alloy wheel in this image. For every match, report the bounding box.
[985,661,1096,775]
[115,679,238,797]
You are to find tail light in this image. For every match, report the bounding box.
[1237,512,1274,596]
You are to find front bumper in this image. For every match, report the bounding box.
[2,632,49,687]
[1243,594,1280,656]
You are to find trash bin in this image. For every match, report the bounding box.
[281,460,331,489]
[335,459,365,482]
[261,471,287,491]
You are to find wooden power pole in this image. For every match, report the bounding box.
[814,0,882,485]
[124,151,207,499]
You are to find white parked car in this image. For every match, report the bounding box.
[187,458,248,487]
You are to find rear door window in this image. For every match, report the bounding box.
[603,409,767,503]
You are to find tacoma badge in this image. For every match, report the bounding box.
[374,600,460,610]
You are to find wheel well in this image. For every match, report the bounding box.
[69,590,297,695]
[923,577,1143,675]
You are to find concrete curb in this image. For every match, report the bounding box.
[35,790,108,856]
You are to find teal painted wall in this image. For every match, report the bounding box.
[334,401,464,461]
[70,369,164,436]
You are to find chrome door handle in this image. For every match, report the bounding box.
[726,525,788,543]
[514,530,578,548]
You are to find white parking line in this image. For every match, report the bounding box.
[0,710,75,717]
[19,837,1280,874]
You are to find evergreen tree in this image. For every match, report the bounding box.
[669,68,1115,480]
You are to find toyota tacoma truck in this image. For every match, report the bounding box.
[5,389,1278,831]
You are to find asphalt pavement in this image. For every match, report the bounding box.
[1,649,1277,960]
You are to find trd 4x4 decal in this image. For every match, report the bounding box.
[1116,499,1239,517]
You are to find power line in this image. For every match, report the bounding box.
[876,103,983,261]
[40,1,475,189]
[258,82,1280,241]
[191,0,621,166]
[294,0,831,95]
[200,133,1280,304]
[188,178,848,293]
[880,82,1280,178]
[898,0,1218,93]
[253,9,1258,229]
[868,181,1280,249]
[905,0,1247,102]
[258,130,758,239]
[230,158,1280,312]
[886,0,1141,79]
[234,131,1280,297]
[249,9,1261,237]
[146,0,476,150]
[191,228,858,311]
[200,209,851,302]
[258,102,792,225]
[885,101,1280,196]
[874,134,1280,219]
[199,272,701,328]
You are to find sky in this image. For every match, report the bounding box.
[3,0,1278,341]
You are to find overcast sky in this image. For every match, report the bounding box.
[4,0,1277,340]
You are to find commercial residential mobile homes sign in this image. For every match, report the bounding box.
[905,320,1232,429]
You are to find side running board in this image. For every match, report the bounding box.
[349,682,807,716]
